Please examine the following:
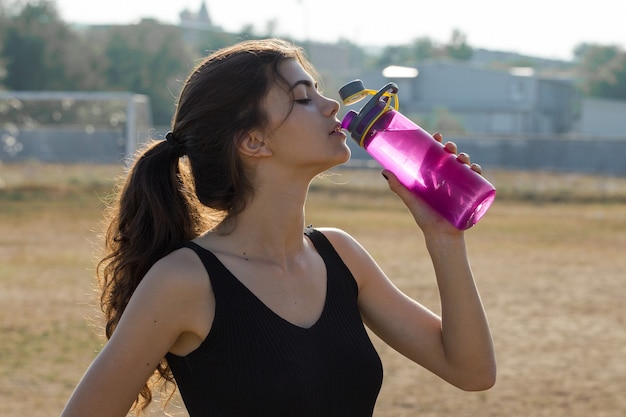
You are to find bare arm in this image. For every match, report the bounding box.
[60,248,211,417]
[421,230,496,390]
[320,140,496,391]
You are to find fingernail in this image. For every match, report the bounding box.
[381,172,389,180]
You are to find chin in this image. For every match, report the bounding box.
[318,154,350,173]
[339,143,351,162]
[332,148,351,168]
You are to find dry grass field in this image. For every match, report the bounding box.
[1,162,624,417]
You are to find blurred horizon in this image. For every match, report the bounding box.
[52,0,626,61]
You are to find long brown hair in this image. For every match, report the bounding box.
[96,39,316,413]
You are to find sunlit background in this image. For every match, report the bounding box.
[54,0,625,60]
[1,2,626,417]
[2,0,626,173]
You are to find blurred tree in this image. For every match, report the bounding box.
[0,2,10,87]
[1,0,101,90]
[574,43,626,99]
[375,30,472,67]
[102,19,192,124]
[376,45,415,67]
[410,37,438,62]
[193,30,245,57]
[445,29,472,61]
[375,37,437,67]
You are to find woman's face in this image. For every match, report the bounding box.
[258,59,351,175]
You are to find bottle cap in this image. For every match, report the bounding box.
[339,80,368,105]
[338,80,399,147]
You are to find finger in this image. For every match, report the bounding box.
[470,162,482,174]
[381,169,400,191]
[432,132,443,143]
[457,152,470,165]
[381,169,412,201]
[443,141,457,154]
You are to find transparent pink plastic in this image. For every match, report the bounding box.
[343,109,495,229]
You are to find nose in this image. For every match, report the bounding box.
[323,96,340,117]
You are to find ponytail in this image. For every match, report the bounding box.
[96,139,212,412]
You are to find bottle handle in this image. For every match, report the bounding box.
[340,80,400,110]
[348,83,400,146]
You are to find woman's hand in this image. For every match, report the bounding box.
[382,132,480,237]
[434,132,482,175]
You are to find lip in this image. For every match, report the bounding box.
[329,122,344,135]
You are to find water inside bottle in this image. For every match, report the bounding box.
[365,128,495,229]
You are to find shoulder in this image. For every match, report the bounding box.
[314,227,368,257]
[112,245,216,352]
[142,246,210,295]
[129,246,213,331]
[312,227,380,288]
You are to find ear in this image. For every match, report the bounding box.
[238,129,273,158]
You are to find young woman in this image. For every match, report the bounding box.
[60,38,495,417]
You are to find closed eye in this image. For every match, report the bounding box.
[295,98,313,104]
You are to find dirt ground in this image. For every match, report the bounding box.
[307,189,626,417]
[0,164,624,417]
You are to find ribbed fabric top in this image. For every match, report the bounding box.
[166,228,383,417]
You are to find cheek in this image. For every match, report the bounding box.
[263,88,293,127]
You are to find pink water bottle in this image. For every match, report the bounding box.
[339,80,495,230]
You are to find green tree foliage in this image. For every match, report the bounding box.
[575,43,626,99]
[3,2,625,128]
[410,37,438,62]
[376,37,437,67]
[1,0,100,90]
[0,3,193,124]
[0,1,7,82]
[375,29,471,68]
[446,29,472,61]
[102,19,191,124]
[193,30,248,57]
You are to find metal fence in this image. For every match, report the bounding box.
[2,128,625,177]
[345,134,626,177]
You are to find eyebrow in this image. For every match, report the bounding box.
[290,79,317,91]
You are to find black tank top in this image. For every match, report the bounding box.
[166,228,383,417]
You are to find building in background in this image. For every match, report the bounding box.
[354,59,626,138]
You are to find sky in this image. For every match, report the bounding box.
[53,0,625,61]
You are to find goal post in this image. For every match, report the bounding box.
[0,91,153,163]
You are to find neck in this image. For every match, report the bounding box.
[215,176,313,265]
